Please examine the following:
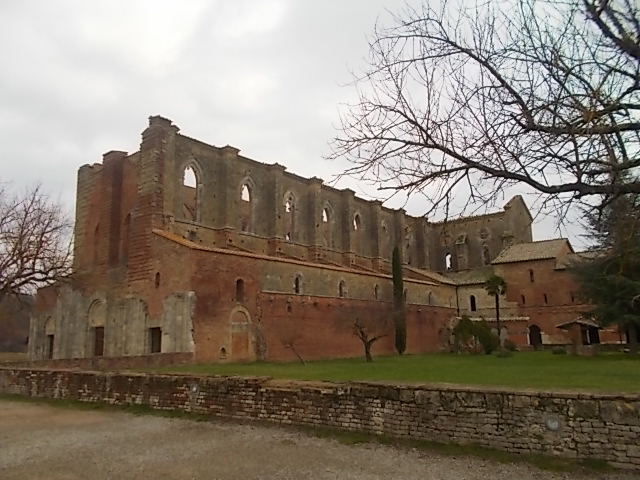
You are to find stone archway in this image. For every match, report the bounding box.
[229,308,253,362]
[528,324,542,348]
[44,316,55,360]
[88,300,107,357]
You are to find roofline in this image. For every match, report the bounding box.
[491,238,574,264]
[152,229,444,287]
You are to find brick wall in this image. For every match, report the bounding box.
[1,368,638,470]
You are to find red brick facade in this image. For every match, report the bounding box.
[27,116,614,363]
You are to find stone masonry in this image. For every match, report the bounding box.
[1,367,638,471]
[27,116,619,364]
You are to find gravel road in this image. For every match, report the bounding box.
[0,400,631,480]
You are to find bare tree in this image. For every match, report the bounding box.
[0,185,72,302]
[332,0,640,219]
[353,316,388,362]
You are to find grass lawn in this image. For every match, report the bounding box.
[155,351,640,393]
[0,352,27,363]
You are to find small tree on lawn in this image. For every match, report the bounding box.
[353,317,387,363]
[392,246,406,354]
[485,275,507,347]
[278,310,306,365]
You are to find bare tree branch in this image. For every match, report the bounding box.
[331,0,640,219]
[0,184,72,302]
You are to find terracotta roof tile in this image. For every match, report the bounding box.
[491,239,572,264]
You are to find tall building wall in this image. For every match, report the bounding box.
[77,116,529,274]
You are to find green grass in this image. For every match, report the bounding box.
[154,351,640,393]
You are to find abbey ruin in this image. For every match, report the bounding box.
[28,116,619,363]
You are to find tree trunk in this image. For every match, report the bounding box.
[495,294,502,348]
[365,341,373,362]
[290,345,306,365]
[628,323,638,355]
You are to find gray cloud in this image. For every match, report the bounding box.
[0,0,586,247]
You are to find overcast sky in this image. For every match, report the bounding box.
[0,0,586,247]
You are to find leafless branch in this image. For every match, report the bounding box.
[331,0,640,220]
[0,184,73,301]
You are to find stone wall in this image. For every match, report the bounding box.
[1,368,638,470]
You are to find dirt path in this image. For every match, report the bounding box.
[0,400,630,480]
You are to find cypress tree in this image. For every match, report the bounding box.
[392,246,406,354]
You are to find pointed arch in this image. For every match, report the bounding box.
[320,202,334,247]
[88,299,107,357]
[239,177,255,233]
[283,190,297,241]
[229,306,254,362]
[180,160,203,222]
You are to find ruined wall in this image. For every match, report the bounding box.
[175,235,454,363]
[2,368,639,471]
[28,283,195,361]
[37,115,554,363]
[428,196,533,273]
[0,295,32,352]
[117,116,532,272]
[72,115,537,283]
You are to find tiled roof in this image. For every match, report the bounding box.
[554,250,606,270]
[492,239,572,264]
[443,266,494,285]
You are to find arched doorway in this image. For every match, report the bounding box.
[44,316,55,359]
[528,324,542,349]
[88,300,107,357]
[230,309,253,361]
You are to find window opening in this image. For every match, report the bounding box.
[529,269,535,283]
[528,324,542,347]
[285,197,294,213]
[93,327,104,357]
[521,294,526,305]
[445,252,452,270]
[154,272,160,288]
[353,214,361,231]
[543,293,548,304]
[183,166,197,187]
[374,284,379,300]
[338,280,346,298]
[470,295,477,312]
[235,279,245,302]
[149,327,162,353]
[181,165,199,221]
[46,335,54,359]
[294,276,301,294]
[241,184,251,202]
